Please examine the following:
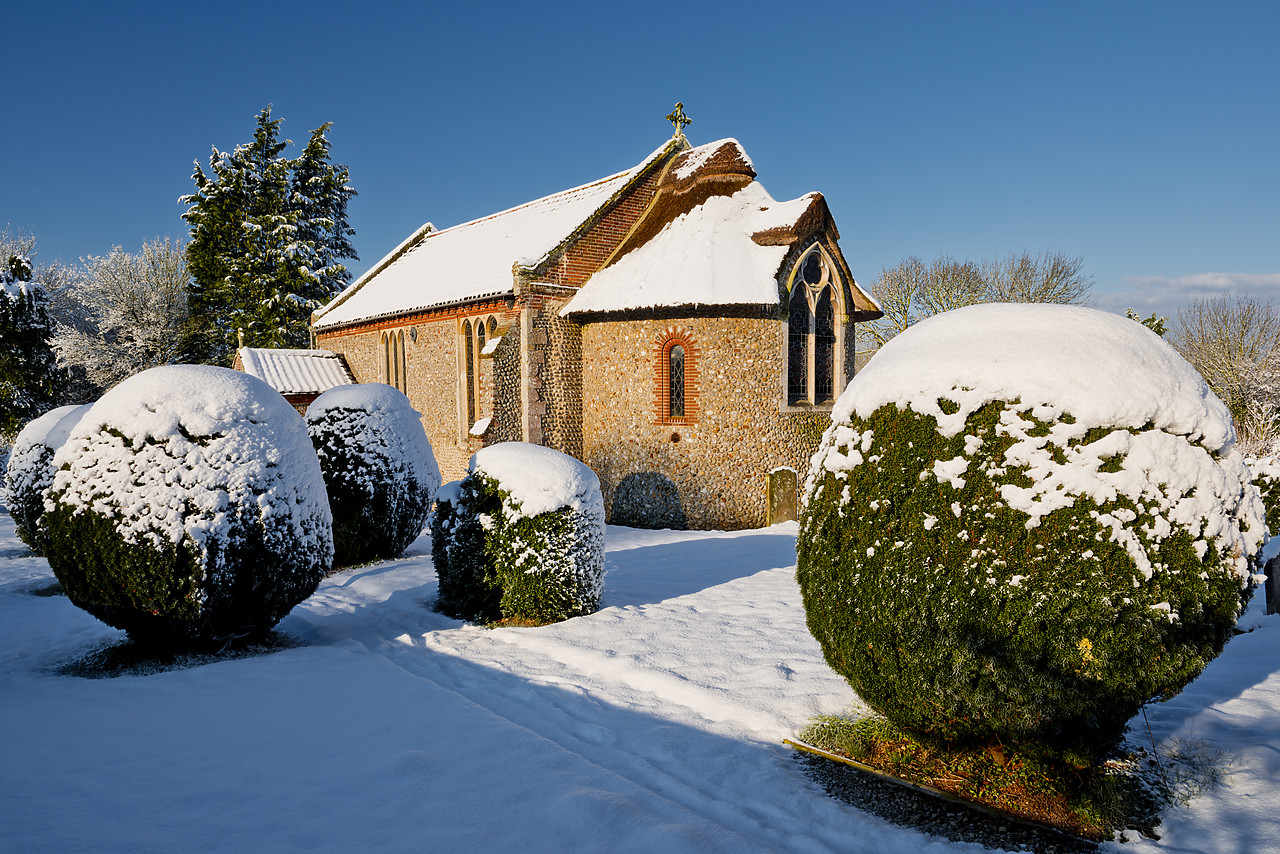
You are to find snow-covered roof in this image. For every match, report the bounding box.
[561,138,879,317]
[312,141,680,331]
[236,348,354,396]
[560,180,806,315]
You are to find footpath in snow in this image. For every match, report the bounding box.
[1,508,1279,853]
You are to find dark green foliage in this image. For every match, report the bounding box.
[0,263,63,435]
[182,106,357,364]
[493,496,604,623]
[308,401,437,568]
[41,365,332,651]
[431,482,502,623]
[1247,457,1280,529]
[7,442,54,552]
[45,470,325,650]
[433,472,605,625]
[798,401,1251,762]
[4,404,89,554]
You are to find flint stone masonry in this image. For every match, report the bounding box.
[308,132,881,528]
[582,314,829,530]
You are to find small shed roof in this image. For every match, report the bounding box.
[235,348,355,395]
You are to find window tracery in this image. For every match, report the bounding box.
[786,244,844,407]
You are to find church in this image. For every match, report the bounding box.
[310,107,882,530]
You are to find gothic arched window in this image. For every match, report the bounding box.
[786,245,844,407]
[461,319,475,428]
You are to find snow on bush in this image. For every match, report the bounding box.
[431,480,500,622]
[434,443,605,624]
[306,384,440,567]
[3,404,90,553]
[44,365,332,648]
[797,303,1266,761]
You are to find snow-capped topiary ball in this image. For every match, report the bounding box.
[306,384,441,567]
[797,304,1266,761]
[4,404,91,553]
[44,365,332,648]
[434,443,605,624]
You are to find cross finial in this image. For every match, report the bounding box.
[666,102,692,139]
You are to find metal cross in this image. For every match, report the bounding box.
[666,102,692,138]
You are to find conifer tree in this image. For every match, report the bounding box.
[182,106,357,364]
[0,247,65,436]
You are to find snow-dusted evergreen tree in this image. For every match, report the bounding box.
[182,106,357,365]
[290,123,357,299]
[52,238,194,393]
[0,239,65,437]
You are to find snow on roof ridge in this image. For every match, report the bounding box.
[672,138,750,180]
[560,180,790,316]
[314,222,435,324]
[313,137,687,331]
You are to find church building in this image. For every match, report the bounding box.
[310,108,882,529]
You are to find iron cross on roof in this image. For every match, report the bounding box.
[666,102,692,139]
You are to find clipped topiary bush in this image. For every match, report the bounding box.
[4,403,90,553]
[431,480,501,623]
[798,304,1265,762]
[306,384,441,567]
[44,365,333,648]
[433,443,605,624]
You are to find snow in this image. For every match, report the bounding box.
[817,303,1265,585]
[307,382,442,514]
[313,141,679,330]
[672,137,754,180]
[50,365,331,561]
[7,404,89,465]
[560,181,800,315]
[841,303,1234,453]
[3,501,1280,852]
[236,347,354,395]
[471,441,603,520]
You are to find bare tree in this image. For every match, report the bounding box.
[858,251,1092,364]
[1172,293,1280,453]
[53,238,194,393]
[985,251,1093,305]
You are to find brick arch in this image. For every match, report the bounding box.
[653,327,700,425]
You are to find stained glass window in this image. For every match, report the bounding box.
[462,320,475,427]
[669,344,685,418]
[788,246,844,406]
[788,285,810,404]
[815,290,835,402]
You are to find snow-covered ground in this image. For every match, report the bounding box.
[2,505,1279,853]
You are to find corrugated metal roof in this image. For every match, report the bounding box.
[237,348,354,395]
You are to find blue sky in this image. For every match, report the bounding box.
[3,0,1276,322]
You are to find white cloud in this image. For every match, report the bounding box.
[1091,272,1280,320]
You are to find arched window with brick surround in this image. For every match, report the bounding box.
[785,244,845,407]
[459,315,501,438]
[380,330,407,393]
[461,319,475,428]
[654,328,698,424]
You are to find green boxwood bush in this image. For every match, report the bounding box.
[4,403,90,553]
[44,365,332,649]
[431,480,502,622]
[433,443,605,624]
[798,304,1265,762]
[306,384,441,567]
